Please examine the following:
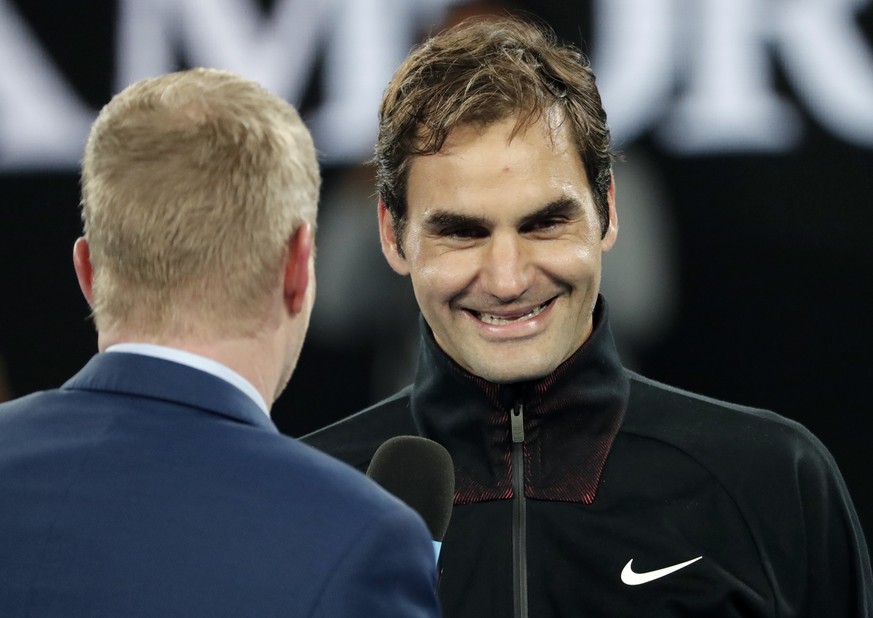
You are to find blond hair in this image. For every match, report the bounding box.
[80,68,320,339]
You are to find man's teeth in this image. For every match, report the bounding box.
[476,302,547,325]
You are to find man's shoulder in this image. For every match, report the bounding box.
[0,391,59,441]
[622,369,834,477]
[267,431,418,522]
[0,383,425,546]
[301,386,417,473]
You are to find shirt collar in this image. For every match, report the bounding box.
[105,343,270,417]
[410,296,628,505]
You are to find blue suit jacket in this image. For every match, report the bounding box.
[0,352,440,617]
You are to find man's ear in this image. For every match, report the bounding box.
[378,200,410,276]
[72,237,95,306]
[601,174,618,253]
[283,223,313,315]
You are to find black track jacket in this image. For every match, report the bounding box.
[303,300,872,617]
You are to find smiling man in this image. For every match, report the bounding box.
[304,16,872,617]
[383,111,614,385]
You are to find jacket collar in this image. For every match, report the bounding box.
[410,297,628,505]
[62,352,277,433]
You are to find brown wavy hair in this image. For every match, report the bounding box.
[375,15,614,249]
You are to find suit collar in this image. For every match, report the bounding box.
[104,343,269,415]
[62,352,277,432]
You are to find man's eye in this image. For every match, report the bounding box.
[522,218,563,233]
[445,227,487,239]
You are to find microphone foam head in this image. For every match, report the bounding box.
[367,436,455,542]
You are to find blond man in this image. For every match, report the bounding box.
[0,68,440,618]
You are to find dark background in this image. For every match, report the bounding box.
[1,0,871,553]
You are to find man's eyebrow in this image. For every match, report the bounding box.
[422,211,488,232]
[421,197,583,232]
[521,197,583,223]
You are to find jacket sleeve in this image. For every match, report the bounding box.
[310,505,441,618]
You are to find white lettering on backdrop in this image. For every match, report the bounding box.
[1,0,872,170]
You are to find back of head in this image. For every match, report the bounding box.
[375,15,613,242]
[81,68,320,340]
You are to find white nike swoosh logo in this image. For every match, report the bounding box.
[620,556,703,585]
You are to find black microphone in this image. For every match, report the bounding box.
[366,436,454,561]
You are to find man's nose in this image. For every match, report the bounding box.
[481,233,531,302]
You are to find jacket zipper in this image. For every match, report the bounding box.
[510,403,528,618]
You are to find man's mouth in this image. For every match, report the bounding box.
[473,300,551,325]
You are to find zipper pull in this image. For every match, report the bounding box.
[510,403,525,443]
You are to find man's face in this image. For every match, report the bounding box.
[379,114,617,383]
